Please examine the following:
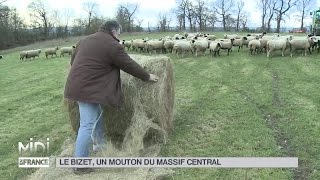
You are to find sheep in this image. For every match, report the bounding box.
[266,37,290,57]
[131,39,146,53]
[289,37,314,57]
[173,34,183,40]
[172,40,194,58]
[233,36,247,52]
[144,39,164,54]
[209,41,222,57]
[224,34,240,39]
[207,35,216,41]
[260,35,280,53]
[0,55,3,60]
[219,38,235,56]
[45,47,59,59]
[191,39,210,57]
[243,35,257,48]
[187,33,196,40]
[60,46,76,57]
[248,38,261,56]
[122,40,132,51]
[25,49,41,60]
[163,40,174,53]
[20,51,28,61]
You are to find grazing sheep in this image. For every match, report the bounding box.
[20,51,28,61]
[172,40,193,58]
[163,40,174,53]
[187,33,196,40]
[60,46,76,57]
[248,38,261,56]
[209,41,222,56]
[233,36,247,52]
[122,40,132,51]
[144,39,164,54]
[45,47,59,59]
[289,37,313,57]
[131,39,146,53]
[224,34,240,39]
[25,49,41,60]
[260,35,280,53]
[219,38,235,56]
[191,39,210,57]
[243,35,257,48]
[267,38,290,57]
[207,35,216,41]
[0,55,3,60]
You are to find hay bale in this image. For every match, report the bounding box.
[64,54,175,151]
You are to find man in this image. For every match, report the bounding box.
[64,20,159,174]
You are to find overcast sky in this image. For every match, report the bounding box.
[3,0,320,28]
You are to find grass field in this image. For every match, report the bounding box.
[0,32,320,180]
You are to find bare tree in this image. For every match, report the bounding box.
[266,0,277,32]
[194,0,207,31]
[274,0,297,33]
[83,1,98,33]
[175,0,188,30]
[235,0,244,32]
[158,13,170,32]
[256,0,270,31]
[28,0,52,39]
[207,11,218,31]
[296,0,312,29]
[118,3,138,32]
[240,12,249,30]
[185,0,195,31]
[214,0,234,31]
[0,0,7,5]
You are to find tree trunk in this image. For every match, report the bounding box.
[189,18,192,31]
[183,13,186,30]
[236,14,240,32]
[267,14,273,32]
[276,15,281,33]
[222,15,226,31]
[300,10,304,30]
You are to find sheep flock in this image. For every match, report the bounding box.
[16,32,320,62]
[122,32,320,58]
[19,46,75,61]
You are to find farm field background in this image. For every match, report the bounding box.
[0,32,319,180]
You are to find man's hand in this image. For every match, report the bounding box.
[148,74,159,82]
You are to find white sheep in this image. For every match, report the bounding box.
[187,33,196,40]
[209,41,222,57]
[172,40,193,58]
[267,38,290,57]
[219,38,235,56]
[243,35,257,48]
[248,39,261,56]
[191,39,210,57]
[207,35,216,41]
[131,39,146,53]
[145,39,164,54]
[289,37,314,57]
[60,46,76,57]
[163,40,174,53]
[233,36,247,52]
[25,49,41,60]
[224,34,240,39]
[20,51,28,61]
[45,47,59,59]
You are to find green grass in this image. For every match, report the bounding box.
[0,32,319,180]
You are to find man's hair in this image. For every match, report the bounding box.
[100,20,121,33]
